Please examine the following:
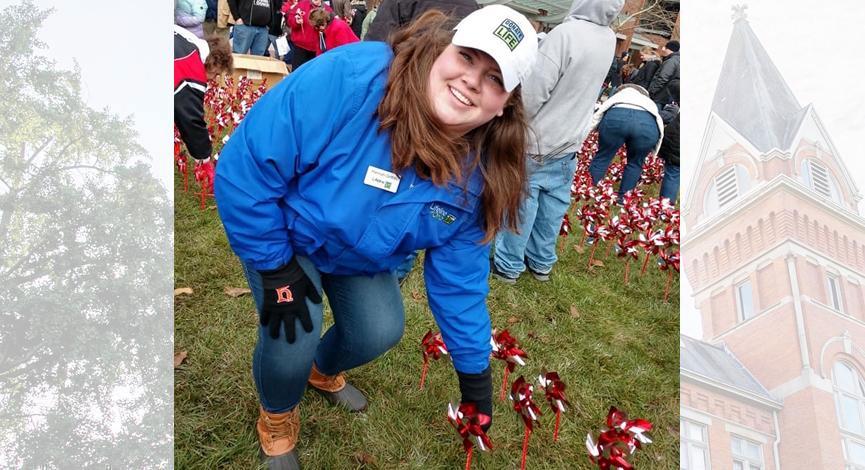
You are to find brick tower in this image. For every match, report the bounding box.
[681,6,865,469]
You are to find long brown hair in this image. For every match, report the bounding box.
[377,10,529,242]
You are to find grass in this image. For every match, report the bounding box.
[174,171,680,469]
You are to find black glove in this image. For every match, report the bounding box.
[259,257,322,343]
[457,366,493,430]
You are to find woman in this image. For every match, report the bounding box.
[359,0,379,40]
[629,45,661,90]
[283,0,333,69]
[309,7,359,55]
[175,0,208,38]
[587,84,664,200]
[215,6,538,468]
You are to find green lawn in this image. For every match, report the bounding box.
[174,172,679,469]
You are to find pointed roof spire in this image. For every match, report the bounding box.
[731,4,748,23]
[710,6,804,152]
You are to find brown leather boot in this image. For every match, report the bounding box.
[256,406,301,470]
[308,363,368,412]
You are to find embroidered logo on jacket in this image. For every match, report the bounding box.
[430,203,457,225]
[494,19,524,51]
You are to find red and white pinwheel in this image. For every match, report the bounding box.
[491,329,527,401]
[510,376,542,470]
[537,371,571,442]
[419,330,448,389]
[658,249,680,303]
[586,406,653,470]
[447,402,493,470]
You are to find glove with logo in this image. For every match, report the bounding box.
[259,257,322,343]
[457,366,493,431]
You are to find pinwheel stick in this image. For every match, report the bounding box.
[605,240,614,257]
[623,259,631,285]
[587,243,598,269]
[465,446,473,470]
[554,409,561,442]
[500,368,510,401]
[578,231,586,247]
[419,357,429,390]
[663,270,673,303]
[183,162,189,192]
[199,186,207,210]
[640,252,651,276]
[520,428,531,470]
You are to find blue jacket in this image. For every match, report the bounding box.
[215,42,492,374]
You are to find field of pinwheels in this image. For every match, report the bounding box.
[173,77,680,469]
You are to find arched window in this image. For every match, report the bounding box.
[801,159,842,204]
[832,361,865,469]
[704,165,751,216]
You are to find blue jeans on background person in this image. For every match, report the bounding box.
[588,107,661,198]
[659,159,680,202]
[242,256,405,413]
[232,24,269,55]
[493,154,577,278]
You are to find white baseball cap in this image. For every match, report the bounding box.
[451,5,538,92]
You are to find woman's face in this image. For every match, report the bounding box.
[311,0,322,7]
[427,45,511,136]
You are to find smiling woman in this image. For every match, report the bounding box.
[212,5,538,468]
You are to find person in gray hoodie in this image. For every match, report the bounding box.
[492,0,624,284]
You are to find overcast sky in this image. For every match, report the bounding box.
[681,0,865,337]
[5,1,174,194]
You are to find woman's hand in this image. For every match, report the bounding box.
[258,257,322,343]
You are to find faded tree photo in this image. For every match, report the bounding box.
[0,2,172,467]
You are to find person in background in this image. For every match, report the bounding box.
[284,0,333,69]
[363,0,478,42]
[658,112,680,202]
[267,0,288,58]
[587,84,664,201]
[176,0,209,39]
[492,0,625,285]
[203,0,219,36]
[621,62,637,83]
[216,0,236,38]
[309,7,359,55]
[359,0,379,39]
[174,27,233,192]
[348,0,367,38]
[648,39,679,110]
[629,45,660,89]
[214,6,537,468]
[228,0,275,55]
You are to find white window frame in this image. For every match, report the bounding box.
[681,418,711,470]
[730,435,764,470]
[827,274,845,313]
[833,362,865,469]
[736,279,755,321]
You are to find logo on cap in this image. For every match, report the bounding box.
[493,19,524,51]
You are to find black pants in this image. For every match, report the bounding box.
[291,47,316,71]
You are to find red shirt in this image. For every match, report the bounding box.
[314,18,359,56]
[283,0,333,51]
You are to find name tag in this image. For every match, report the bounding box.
[363,166,400,193]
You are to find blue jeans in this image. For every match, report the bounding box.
[493,154,577,277]
[659,160,679,202]
[232,24,269,55]
[588,107,660,197]
[242,257,405,412]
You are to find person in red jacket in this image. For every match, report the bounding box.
[282,0,333,69]
[309,8,359,55]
